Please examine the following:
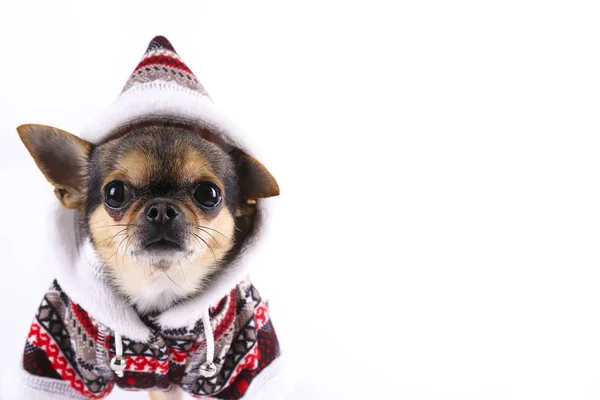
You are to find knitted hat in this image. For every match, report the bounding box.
[80,35,243,151]
[121,36,209,97]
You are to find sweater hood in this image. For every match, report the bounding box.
[45,36,271,342]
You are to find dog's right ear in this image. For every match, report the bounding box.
[17,124,92,209]
[229,149,280,201]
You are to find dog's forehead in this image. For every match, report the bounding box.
[96,126,231,187]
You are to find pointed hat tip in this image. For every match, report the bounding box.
[146,35,176,53]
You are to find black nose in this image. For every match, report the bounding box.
[145,202,181,226]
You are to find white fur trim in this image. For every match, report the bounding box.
[242,356,297,400]
[1,368,88,399]
[79,80,247,150]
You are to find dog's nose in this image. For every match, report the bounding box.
[145,202,181,226]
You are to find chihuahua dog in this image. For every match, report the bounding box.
[17,119,278,399]
[18,120,277,314]
[9,36,286,400]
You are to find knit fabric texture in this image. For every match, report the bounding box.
[23,280,280,399]
[121,35,210,96]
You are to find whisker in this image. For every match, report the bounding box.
[97,228,128,246]
[114,235,131,268]
[89,221,140,228]
[163,270,184,291]
[192,233,216,261]
[197,228,221,247]
[177,259,189,286]
[97,244,123,271]
[148,260,160,287]
[122,233,138,263]
[194,226,230,239]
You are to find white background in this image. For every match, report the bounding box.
[1,1,600,399]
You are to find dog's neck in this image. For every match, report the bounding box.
[127,277,198,315]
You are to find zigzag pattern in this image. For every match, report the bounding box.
[23,280,280,399]
[121,35,208,96]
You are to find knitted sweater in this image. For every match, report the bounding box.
[21,279,280,399]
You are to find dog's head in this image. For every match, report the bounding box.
[18,121,279,313]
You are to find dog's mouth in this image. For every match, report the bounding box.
[144,237,184,252]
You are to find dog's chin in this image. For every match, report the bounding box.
[132,240,194,270]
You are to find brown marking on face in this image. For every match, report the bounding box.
[88,205,138,266]
[110,151,154,189]
[106,141,221,189]
[85,125,240,310]
[179,148,219,186]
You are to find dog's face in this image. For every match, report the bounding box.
[18,122,279,313]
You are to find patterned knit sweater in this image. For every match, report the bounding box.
[22,279,280,399]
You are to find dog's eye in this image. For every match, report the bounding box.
[104,181,133,209]
[193,182,222,208]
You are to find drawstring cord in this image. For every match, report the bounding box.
[109,332,126,377]
[199,308,217,377]
[109,308,217,378]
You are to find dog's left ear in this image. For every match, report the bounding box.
[230,149,280,200]
[17,124,92,209]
